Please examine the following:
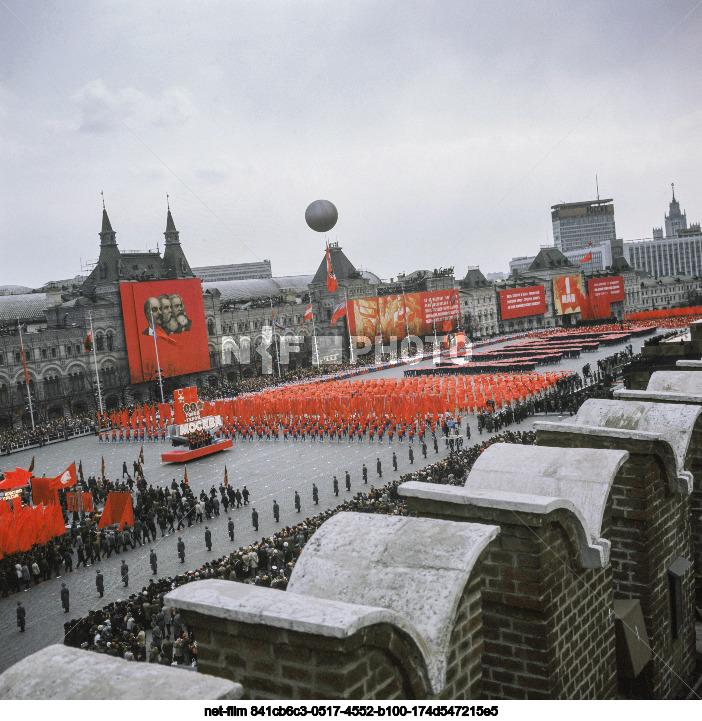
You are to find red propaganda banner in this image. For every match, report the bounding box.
[120,279,211,384]
[47,462,77,491]
[31,478,60,506]
[499,286,547,320]
[587,276,625,303]
[173,386,200,425]
[553,274,584,316]
[347,290,460,344]
[98,492,134,530]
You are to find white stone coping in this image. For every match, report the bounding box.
[288,513,500,695]
[676,360,702,368]
[535,397,701,495]
[614,389,702,406]
[648,370,702,394]
[0,644,243,700]
[400,444,629,569]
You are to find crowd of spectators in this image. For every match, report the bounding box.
[0,415,96,455]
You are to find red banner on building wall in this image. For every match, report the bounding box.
[498,286,547,320]
[347,289,460,343]
[587,276,625,303]
[120,279,211,384]
[553,274,584,315]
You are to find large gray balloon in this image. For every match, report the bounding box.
[305,200,338,233]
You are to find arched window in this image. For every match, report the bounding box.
[106,332,114,351]
[43,375,62,398]
[0,384,8,404]
[96,333,104,351]
[70,373,85,392]
[207,319,216,336]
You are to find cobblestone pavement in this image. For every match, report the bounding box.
[0,331,650,674]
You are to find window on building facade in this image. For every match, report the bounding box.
[41,348,47,360]
[106,332,114,351]
[66,345,72,356]
[96,333,104,351]
[0,384,7,404]
[44,375,61,398]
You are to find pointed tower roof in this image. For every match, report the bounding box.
[311,243,360,285]
[166,209,177,233]
[101,208,114,233]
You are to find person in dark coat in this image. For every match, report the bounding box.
[242,486,250,505]
[17,601,26,632]
[377,458,382,477]
[433,437,439,454]
[121,559,129,587]
[228,517,234,541]
[422,441,427,458]
[312,484,319,505]
[362,464,368,483]
[273,501,280,523]
[392,452,398,471]
[61,583,70,613]
[177,537,185,563]
[122,461,128,478]
[409,447,414,465]
[294,491,301,513]
[96,570,104,597]
[205,526,212,552]
[345,471,351,492]
[251,508,258,532]
[333,476,339,496]
[150,549,158,575]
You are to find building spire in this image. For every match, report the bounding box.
[671,182,676,202]
[100,193,114,236]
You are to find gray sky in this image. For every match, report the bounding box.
[2,0,702,288]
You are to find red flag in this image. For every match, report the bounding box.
[84,330,93,353]
[303,302,312,323]
[153,319,176,345]
[19,340,30,388]
[47,462,77,491]
[579,251,592,263]
[326,242,338,293]
[330,301,347,327]
[0,468,32,491]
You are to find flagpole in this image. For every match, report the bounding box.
[400,284,410,341]
[344,288,355,364]
[270,298,282,379]
[89,313,104,416]
[151,317,165,404]
[309,297,321,369]
[18,319,35,431]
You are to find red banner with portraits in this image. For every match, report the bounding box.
[347,289,460,343]
[499,286,547,320]
[120,279,211,384]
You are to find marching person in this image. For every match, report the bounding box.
[177,537,186,563]
[61,583,70,613]
[242,486,250,505]
[150,549,158,575]
[96,569,104,597]
[228,517,235,541]
[205,526,212,552]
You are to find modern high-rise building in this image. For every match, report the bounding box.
[551,199,616,253]
[191,260,272,282]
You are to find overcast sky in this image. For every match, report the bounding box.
[2,1,702,289]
